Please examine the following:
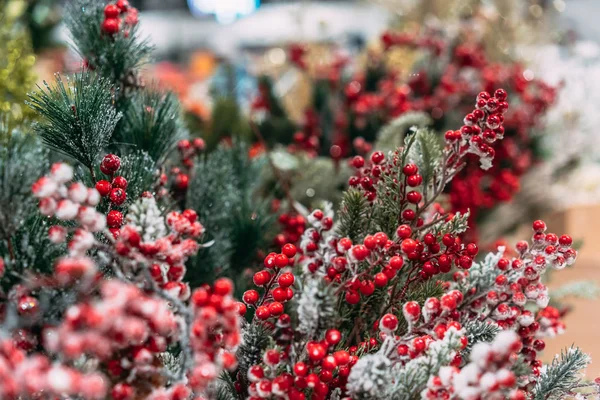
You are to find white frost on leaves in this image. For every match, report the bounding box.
[346,351,392,400]
[126,197,166,242]
[296,278,335,338]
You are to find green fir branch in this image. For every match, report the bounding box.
[375,112,432,153]
[336,189,371,243]
[534,347,591,400]
[27,73,120,171]
[407,128,443,186]
[463,320,500,355]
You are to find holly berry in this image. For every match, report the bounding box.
[374,272,389,287]
[406,191,422,204]
[278,272,295,288]
[532,220,546,233]
[243,290,259,305]
[403,164,418,176]
[406,174,423,187]
[174,173,189,190]
[100,154,121,175]
[104,4,120,18]
[253,271,271,286]
[352,245,370,261]
[107,210,123,228]
[370,151,385,164]
[102,18,120,35]
[396,224,412,239]
[282,243,297,258]
[109,188,127,205]
[213,278,233,296]
[401,238,418,254]
[380,313,399,332]
[95,180,112,196]
[112,176,128,189]
[116,0,130,11]
[325,329,342,345]
[403,301,420,322]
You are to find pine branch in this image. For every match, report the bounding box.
[375,112,432,153]
[534,347,591,400]
[297,277,340,340]
[116,90,187,163]
[236,322,274,379]
[27,73,120,171]
[336,189,371,242]
[462,320,500,355]
[65,0,153,85]
[118,150,158,202]
[0,121,49,242]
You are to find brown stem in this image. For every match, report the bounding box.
[6,238,15,260]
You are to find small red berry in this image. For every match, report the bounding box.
[532,220,547,233]
[214,278,234,296]
[107,210,123,228]
[403,163,418,176]
[325,329,342,345]
[396,224,412,239]
[104,4,120,18]
[112,176,128,189]
[255,306,271,320]
[102,18,120,35]
[370,151,385,165]
[374,272,389,287]
[406,191,422,204]
[100,154,121,175]
[401,238,418,254]
[269,302,284,315]
[406,174,423,187]
[351,156,365,169]
[282,243,297,258]
[109,188,127,205]
[380,313,399,332]
[243,290,259,304]
[95,180,112,196]
[352,245,370,261]
[174,173,189,190]
[278,272,295,288]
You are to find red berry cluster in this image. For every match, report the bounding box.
[169,138,205,193]
[245,330,355,400]
[96,154,127,207]
[274,212,306,247]
[101,0,138,36]
[242,244,297,321]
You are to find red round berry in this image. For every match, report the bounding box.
[112,176,128,189]
[282,243,297,258]
[403,163,418,176]
[325,329,342,345]
[374,272,389,287]
[104,4,120,18]
[396,224,412,239]
[102,18,120,35]
[389,256,404,270]
[253,271,271,286]
[532,220,546,233]
[406,191,422,204]
[111,383,135,400]
[109,188,127,205]
[243,290,259,305]
[107,210,123,228]
[370,151,385,165]
[100,154,121,175]
[352,245,370,261]
[402,209,416,221]
[494,88,507,101]
[174,173,189,190]
[345,290,360,305]
[278,272,295,288]
[272,287,287,302]
[401,238,418,254]
[269,302,284,315]
[406,174,423,187]
[255,306,270,320]
[95,180,112,196]
[559,235,573,246]
[351,156,365,169]
[116,0,130,11]
[214,278,234,296]
[363,235,377,250]
[380,313,399,332]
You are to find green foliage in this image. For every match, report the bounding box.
[462,320,500,355]
[435,211,470,236]
[407,128,443,186]
[216,372,238,400]
[116,90,186,163]
[118,150,158,202]
[207,97,251,150]
[297,277,340,340]
[375,112,432,153]
[65,0,152,85]
[27,73,120,170]
[336,189,371,242]
[534,347,591,400]
[236,322,274,378]
[185,143,274,289]
[0,122,48,242]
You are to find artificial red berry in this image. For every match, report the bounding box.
[104,4,120,18]
[406,174,423,187]
[403,164,418,176]
[111,383,135,400]
[396,224,412,239]
[255,306,270,320]
[213,278,234,296]
[351,156,365,168]
[406,191,422,204]
[389,256,404,270]
[269,302,284,315]
[272,287,287,302]
[107,210,123,228]
[401,238,418,254]
[278,272,295,288]
[95,180,112,196]
[345,290,360,305]
[374,272,389,287]
[109,188,127,205]
[352,245,370,261]
[325,329,342,345]
[102,18,120,35]
[111,176,128,189]
[370,151,385,164]
[174,173,189,190]
[380,313,399,332]
[243,290,259,305]
[532,220,546,233]
[282,243,297,258]
[100,154,121,175]
[116,0,130,11]
[253,271,271,286]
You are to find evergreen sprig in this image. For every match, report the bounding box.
[116,90,187,163]
[336,188,371,243]
[407,128,443,186]
[462,320,500,355]
[534,347,591,400]
[0,122,48,242]
[65,0,153,85]
[27,73,120,172]
[375,112,432,153]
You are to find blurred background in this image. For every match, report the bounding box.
[2,0,600,378]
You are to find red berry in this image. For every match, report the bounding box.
[214,278,233,296]
[100,154,121,175]
[325,329,342,345]
[406,191,422,204]
[333,350,350,366]
[359,280,375,296]
[363,235,377,250]
[272,287,287,302]
[307,343,327,361]
[403,301,420,321]
[406,174,423,187]
[559,235,572,246]
[351,156,365,168]
[374,272,389,287]
[104,4,120,18]
[282,243,297,258]
[111,383,135,400]
[274,253,289,269]
[182,209,197,222]
[269,302,284,315]
[107,210,123,228]
[294,362,308,376]
[380,313,399,332]
[95,180,112,196]
[243,290,259,304]
[370,151,385,164]
[102,18,120,35]
[116,0,130,11]
[109,188,127,205]
[403,164,418,176]
[402,209,416,221]
[401,238,418,254]
[112,176,128,189]
[352,245,370,261]
[174,173,189,190]
[396,224,412,239]
[278,272,295,288]
[389,256,404,270]
[532,220,546,233]
[345,290,360,305]
[494,88,507,101]
[253,271,271,286]
[256,306,271,320]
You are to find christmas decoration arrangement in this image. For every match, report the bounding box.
[249,14,557,244]
[0,1,597,399]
